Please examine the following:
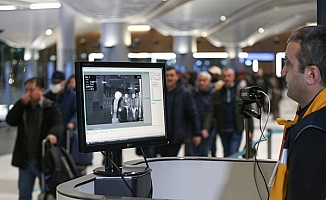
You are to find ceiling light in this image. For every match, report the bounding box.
[89,53,104,62]
[127,25,151,32]
[128,53,176,60]
[0,5,17,10]
[306,22,317,26]
[238,52,248,58]
[193,52,228,59]
[201,32,208,37]
[252,60,259,72]
[258,28,265,33]
[151,53,176,60]
[30,3,61,10]
[45,29,53,36]
[276,52,285,77]
[128,53,151,59]
[220,16,227,21]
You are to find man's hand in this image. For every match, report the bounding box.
[192,136,201,146]
[20,93,30,105]
[46,134,57,145]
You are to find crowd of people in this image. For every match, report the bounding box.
[143,63,282,158]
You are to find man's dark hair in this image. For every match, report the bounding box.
[166,66,177,72]
[24,77,45,89]
[287,25,326,85]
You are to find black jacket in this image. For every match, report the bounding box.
[204,85,244,134]
[167,80,201,144]
[6,97,63,169]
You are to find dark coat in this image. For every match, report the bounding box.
[194,85,215,127]
[167,80,201,144]
[44,87,77,127]
[6,98,63,169]
[44,87,77,147]
[204,85,244,134]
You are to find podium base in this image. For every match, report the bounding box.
[93,166,152,197]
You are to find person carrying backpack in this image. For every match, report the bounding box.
[6,77,63,200]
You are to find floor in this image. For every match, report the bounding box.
[0,90,297,200]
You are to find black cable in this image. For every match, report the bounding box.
[252,95,271,200]
[253,135,270,200]
[140,147,153,198]
[253,107,265,200]
[140,147,150,169]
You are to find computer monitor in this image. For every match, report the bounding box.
[75,62,168,174]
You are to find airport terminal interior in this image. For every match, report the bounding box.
[0,0,325,199]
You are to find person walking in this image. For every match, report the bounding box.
[6,77,63,200]
[203,67,244,157]
[158,67,202,157]
[193,71,216,156]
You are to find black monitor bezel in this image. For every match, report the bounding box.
[75,61,168,153]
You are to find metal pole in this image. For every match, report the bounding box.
[267,129,272,159]
[245,118,251,159]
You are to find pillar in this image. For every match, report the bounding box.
[57,3,75,75]
[101,23,130,62]
[173,36,196,72]
[24,48,39,79]
[47,62,55,89]
[225,45,243,73]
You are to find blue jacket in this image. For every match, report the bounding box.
[45,87,77,147]
[166,80,201,144]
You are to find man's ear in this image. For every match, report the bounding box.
[306,65,321,85]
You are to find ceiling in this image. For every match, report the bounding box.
[0,0,317,51]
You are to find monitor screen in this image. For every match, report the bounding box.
[75,62,168,153]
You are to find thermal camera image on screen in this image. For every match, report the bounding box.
[84,74,151,128]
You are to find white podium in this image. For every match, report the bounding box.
[57,157,276,200]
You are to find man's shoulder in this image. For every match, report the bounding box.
[309,106,326,119]
[42,97,56,108]
[177,84,194,96]
[63,87,76,97]
[44,91,57,101]
[297,107,326,133]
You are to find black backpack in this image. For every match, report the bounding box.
[41,144,80,197]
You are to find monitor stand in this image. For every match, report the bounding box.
[93,150,149,176]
